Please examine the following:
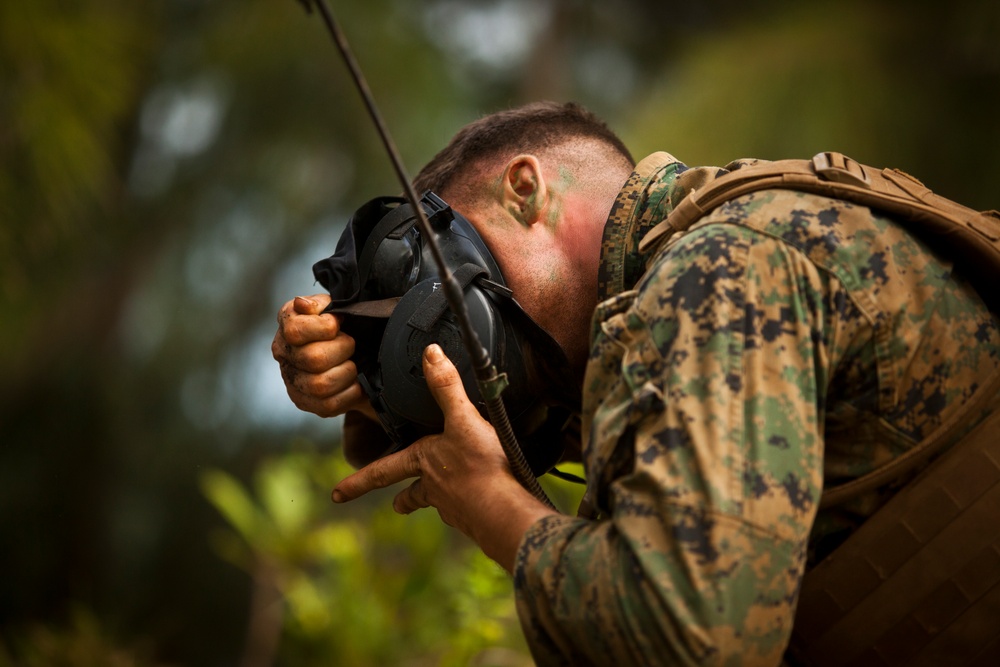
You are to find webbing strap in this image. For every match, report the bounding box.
[407,264,486,332]
[403,263,515,332]
[638,152,1000,312]
[788,406,1000,667]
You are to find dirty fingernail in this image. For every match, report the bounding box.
[425,344,445,363]
[295,296,317,309]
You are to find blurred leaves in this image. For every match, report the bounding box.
[201,445,532,666]
[0,607,164,667]
[625,0,1000,208]
[0,0,149,302]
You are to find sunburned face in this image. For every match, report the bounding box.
[453,200,594,372]
[439,153,613,372]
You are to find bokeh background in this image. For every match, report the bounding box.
[2,0,998,665]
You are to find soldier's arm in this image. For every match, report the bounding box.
[513,224,835,666]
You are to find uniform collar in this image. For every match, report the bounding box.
[596,152,765,300]
[597,152,686,300]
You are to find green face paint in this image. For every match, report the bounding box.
[540,165,577,231]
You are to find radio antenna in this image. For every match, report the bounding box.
[294,0,555,509]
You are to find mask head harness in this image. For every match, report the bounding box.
[312,191,570,476]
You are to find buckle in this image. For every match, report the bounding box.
[811,151,871,188]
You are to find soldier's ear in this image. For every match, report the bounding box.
[501,155,548,225]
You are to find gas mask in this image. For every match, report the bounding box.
[312,191,572,476]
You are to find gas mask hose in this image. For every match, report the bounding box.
[472,353,556,510]
[296,0,557,511]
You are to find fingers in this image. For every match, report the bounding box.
[275,329,362,418]
[276,294,331,326]
[279,356,358,397]
[274,293,364,418]
[293,295,326,315]
[278,332,356,374]
[275,294,338,348]
[334,450,448,525]
[422,343,506,469]
[330,345,500,517]
[393,479,430,515]
[281,368,368,418]
[333,447,421,503]
[422,344,473,415]
[273,294,352,375]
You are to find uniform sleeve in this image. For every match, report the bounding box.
[514,222,864,666]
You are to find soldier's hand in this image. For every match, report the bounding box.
[272,294,375,420]
[332,344,556,572]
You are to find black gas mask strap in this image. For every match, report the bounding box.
[407,264,487,332]
[355,197,412,289]
[329,297,401,319]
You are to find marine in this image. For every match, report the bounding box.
[273,102,1000,665]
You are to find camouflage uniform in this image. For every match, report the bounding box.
[513,152,1000,665]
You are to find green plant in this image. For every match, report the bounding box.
[0,607,161,667]
[201,440,535,666]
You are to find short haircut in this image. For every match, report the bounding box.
[413,101,634,199]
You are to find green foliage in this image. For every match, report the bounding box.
[625,0,1000,209]
[200,442,533,666]
[0,607,162,667]
[0,0,149,301]
[628,3,894,163]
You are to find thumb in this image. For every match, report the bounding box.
[423,344,472,415]
[293,294,327,315]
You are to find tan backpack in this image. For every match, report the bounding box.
[640,152,1000,666]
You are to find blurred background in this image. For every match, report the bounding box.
[1,0,997,665]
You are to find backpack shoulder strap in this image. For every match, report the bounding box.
[639,151,1000,311]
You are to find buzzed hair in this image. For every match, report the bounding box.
[413,101,635,198]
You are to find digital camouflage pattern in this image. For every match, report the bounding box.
[513,152,1000,665]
